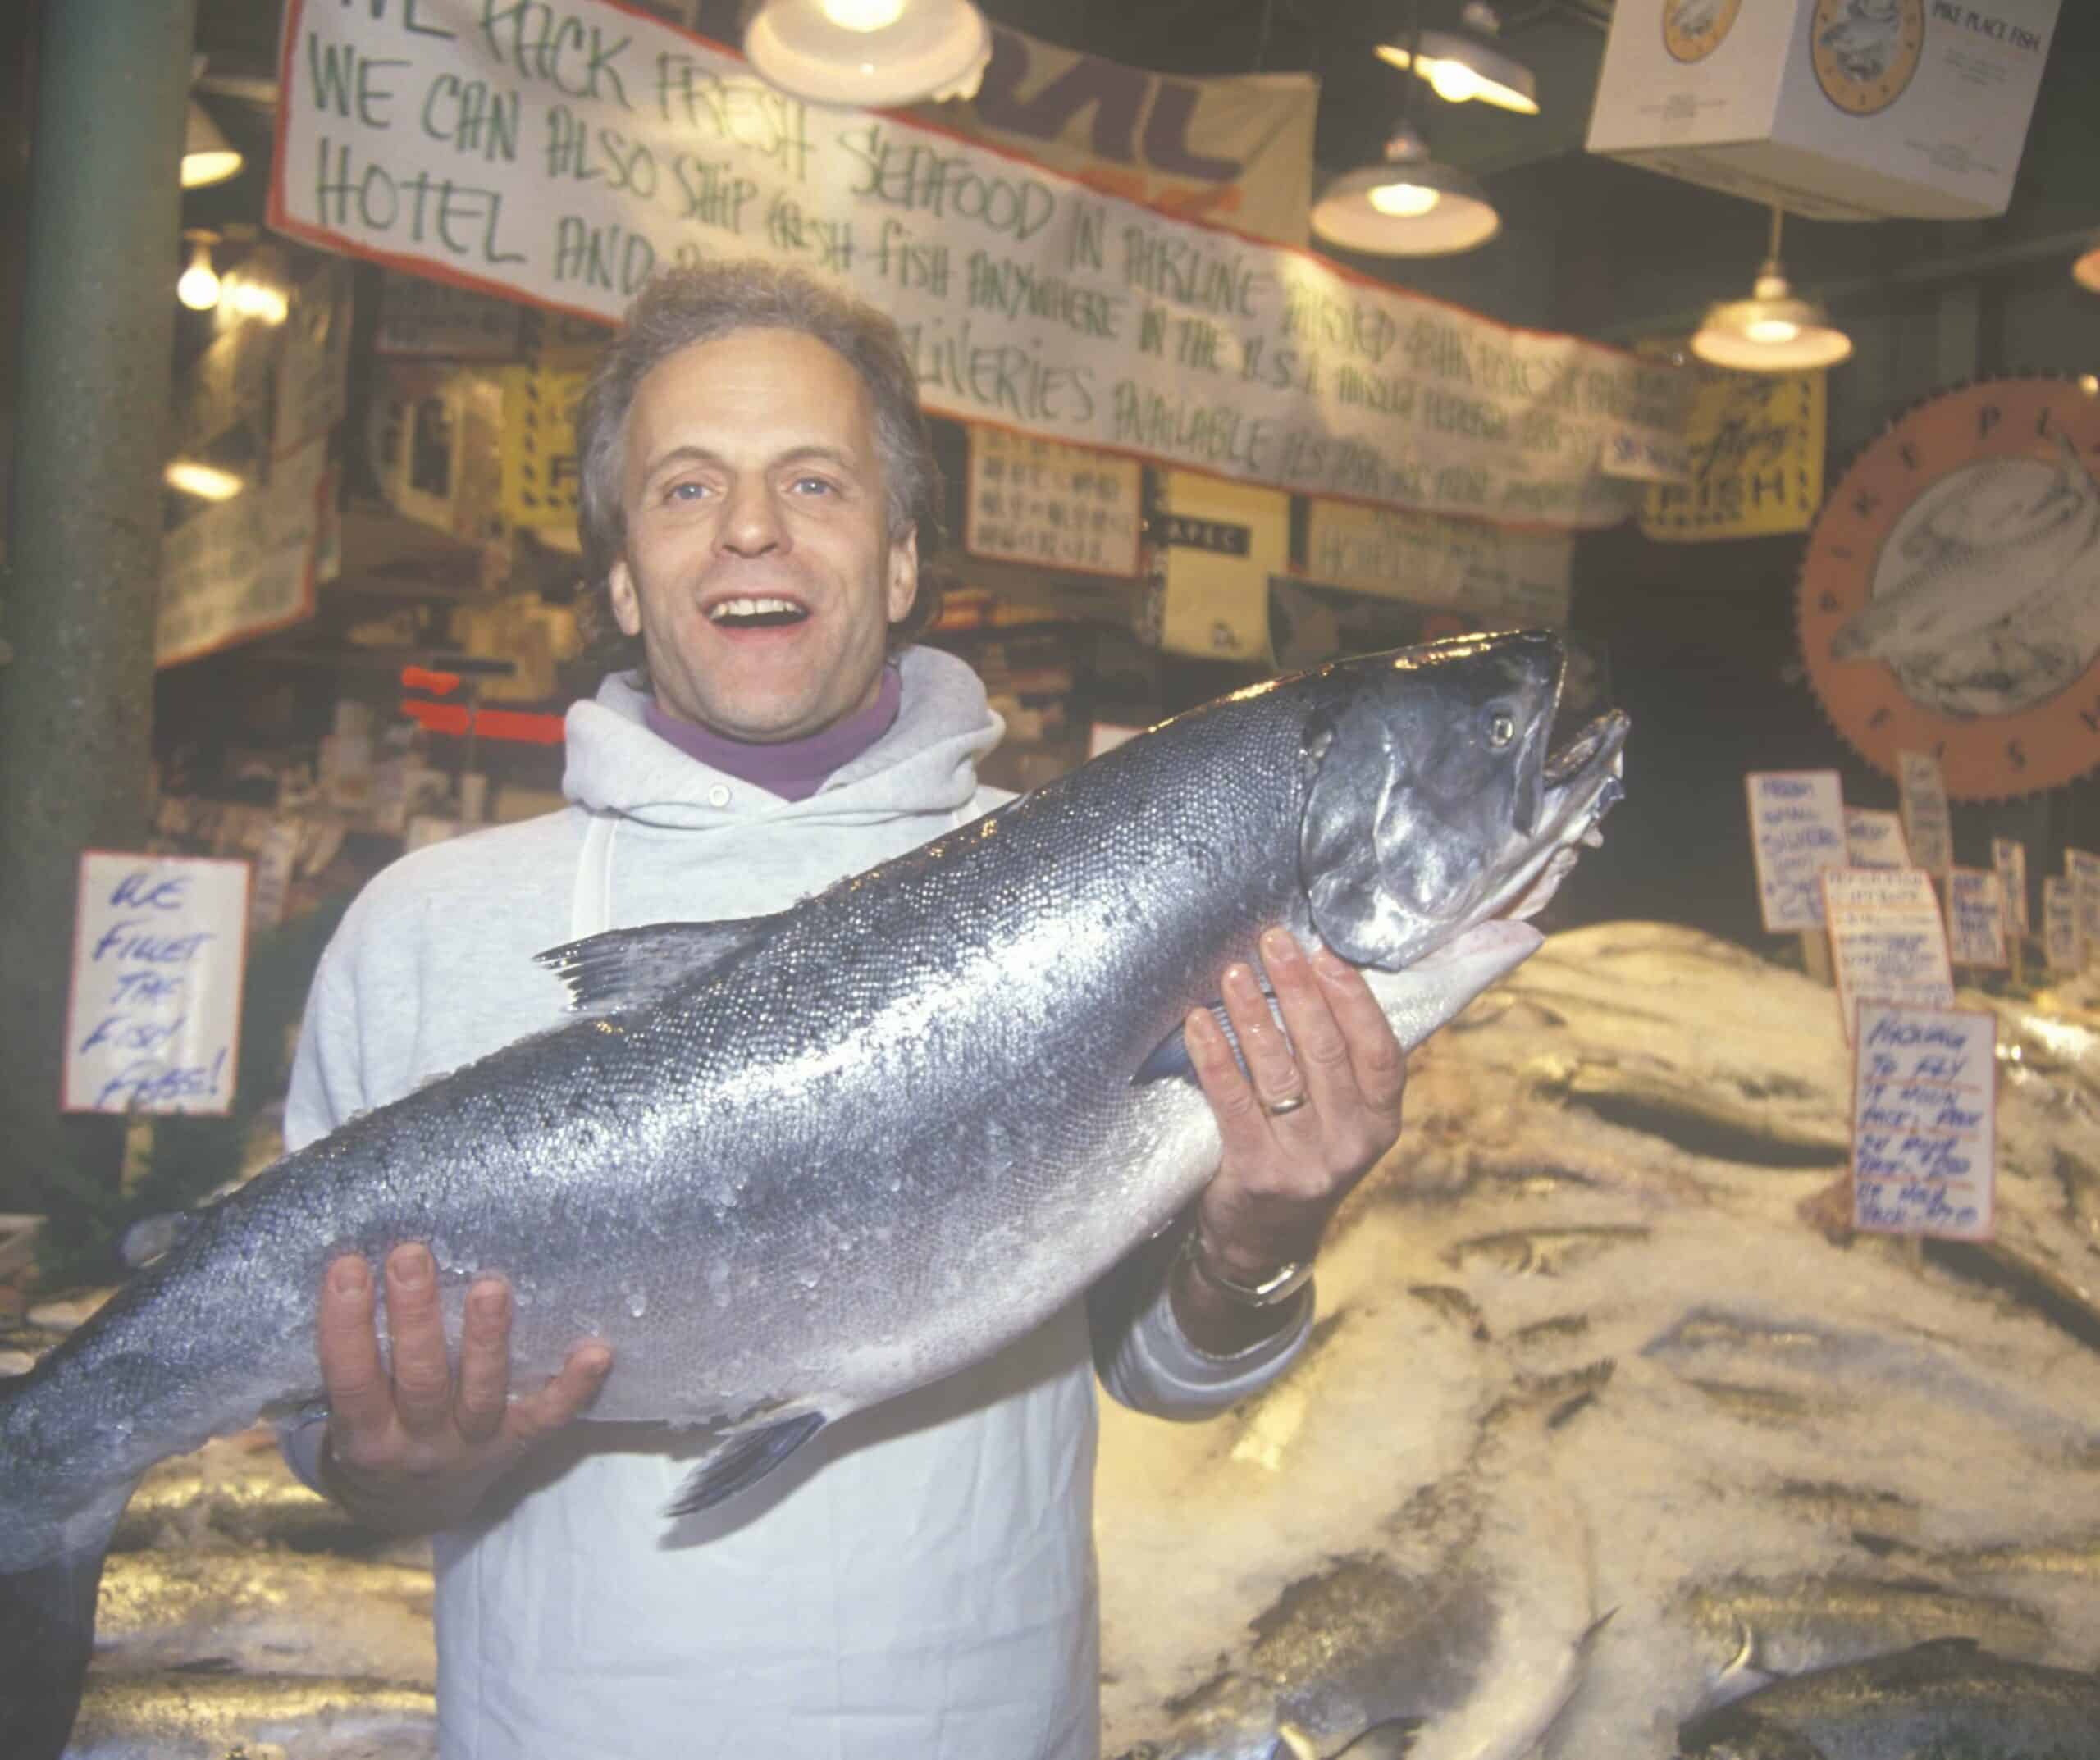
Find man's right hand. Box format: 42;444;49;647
316;1244;613;1536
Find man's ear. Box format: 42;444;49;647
609;558;642;638
886;525;920;625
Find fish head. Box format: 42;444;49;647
1299;631;1628;970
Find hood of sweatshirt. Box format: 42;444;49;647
562;644;1005;832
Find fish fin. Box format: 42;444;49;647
0;1511;121;1760
667;1412;826;1516
1328;1716;1425;1758
1134;991;1292;1086
535;919;776;1015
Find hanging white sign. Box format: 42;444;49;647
268;0;1686;527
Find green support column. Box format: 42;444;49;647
0;0;198;1251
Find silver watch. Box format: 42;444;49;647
1180;1224;1315;1308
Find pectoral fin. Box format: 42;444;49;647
668;1412;827;1516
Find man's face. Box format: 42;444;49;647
609;327;919;742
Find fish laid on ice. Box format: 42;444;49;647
1675;1638;2100;1758
64;1671;435;1760
0;632;1628;1757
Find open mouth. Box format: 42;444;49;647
1544;709;1630;846
707;595;810;631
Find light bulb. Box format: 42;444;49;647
819;0;907;30
1744;317;1801;345
223;278;290;325
164;460;244;500
1427;59;1481;103
176;245;221;312
1369;181;1440;217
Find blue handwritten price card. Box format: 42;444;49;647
1746;770;1847;931
1844;808;1911;870
2045;877;2082;973
1946;869;2008;969
1851;1004;1994;1242
1897;751;1952;878
1821;867;1954;1045
63;854;249;1115
1993;838;2029;937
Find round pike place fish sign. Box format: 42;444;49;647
1662;0;1743;63
1811;0;1926;116
1797;378;2100;801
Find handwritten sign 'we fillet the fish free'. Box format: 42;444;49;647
1851;1003;1995;1242
63;855;249;1115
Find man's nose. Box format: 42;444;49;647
716;478;785;556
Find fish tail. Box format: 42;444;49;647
0;1371;129;1760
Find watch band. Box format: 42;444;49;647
1180;1223;1315;1309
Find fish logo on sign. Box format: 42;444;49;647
1811;0;1926;116
1663;0;1743;63
1796;378;2100;801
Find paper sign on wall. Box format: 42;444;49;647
64;854;250;1115
2068;849;2100;955
1851;1003;1994;1242
1303;499;1573;628
1946;869;2009;969
1746;770;1847;932
1993;838;2029;937
1149;471;1285;662
2045;876;2083;972
1821;867;1955;1044
1897;752;1952;876
1844;808;1911;870
965;427;1143;577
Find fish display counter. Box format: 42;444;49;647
20;920;2100;1758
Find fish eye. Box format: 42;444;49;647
1486;709;1518;749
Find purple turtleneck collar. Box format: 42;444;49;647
642;664;903;803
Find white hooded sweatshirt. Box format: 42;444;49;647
284;646;1310;1760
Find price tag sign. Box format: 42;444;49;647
1851;1003;1994;1242
1844;808;1911;869
1897;751;1952;877
2068;850;2100;962
1992;838;2029;937
1822;867;1955;1043
2045;876;2083;972
1946;869;2008;968
1746;770;1847;931
63;854;249;1115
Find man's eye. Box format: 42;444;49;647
790;476;835;495
666;481;709;502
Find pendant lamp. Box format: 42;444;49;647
1691;206;1851;372
743;0;992;107
1376;2;1537;116
2073;236;2100;294
1312;6;1499;258
181;100;243;189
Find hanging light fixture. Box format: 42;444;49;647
2072;235;2100;294
742;0;992;107
176;230;222;312
1376;2;1538;116
181;100;243;189
1691;205;1851;372
1312;7;1498;258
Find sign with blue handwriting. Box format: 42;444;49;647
1821;867;1955;1045
1746;769;1847;932
1946;868;2008;968
1851;1002;1994;1242
1843;807;1910;869
2045;876;2082;973
1993;837;2029;937
1897;751;1952;878
63;854;250;1115
2067;849;2100;960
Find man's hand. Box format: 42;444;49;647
1176;928;1407;1354
316;1244;612;1536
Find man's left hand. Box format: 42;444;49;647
1176;928;1407;1350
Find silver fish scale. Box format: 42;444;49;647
7;678;1326;1525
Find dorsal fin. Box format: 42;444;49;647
534;919;778;1015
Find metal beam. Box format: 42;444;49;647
0;0;198;1238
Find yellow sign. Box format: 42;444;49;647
1149;472;1287;663
1641;364;1824;542
499;358;588;531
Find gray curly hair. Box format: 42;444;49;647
573;259;943;673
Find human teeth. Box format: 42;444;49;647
709;597;804;621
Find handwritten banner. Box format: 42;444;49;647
1946;868;2009;969
1993;837;2029;937
2045;875;2083;972
1303;499;1571;628
1844;807;1911;870
1746;769;1847;932
1897;751;1952;877
964;426;1142;577
1851;1003;1994;1242
63;854;250;1115
269;0;1686;527
1822;867;1955;1044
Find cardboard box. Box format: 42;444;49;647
1586;0;2060;221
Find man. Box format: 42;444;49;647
284;259;1406;1758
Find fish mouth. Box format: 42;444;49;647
1500;704;1630;923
